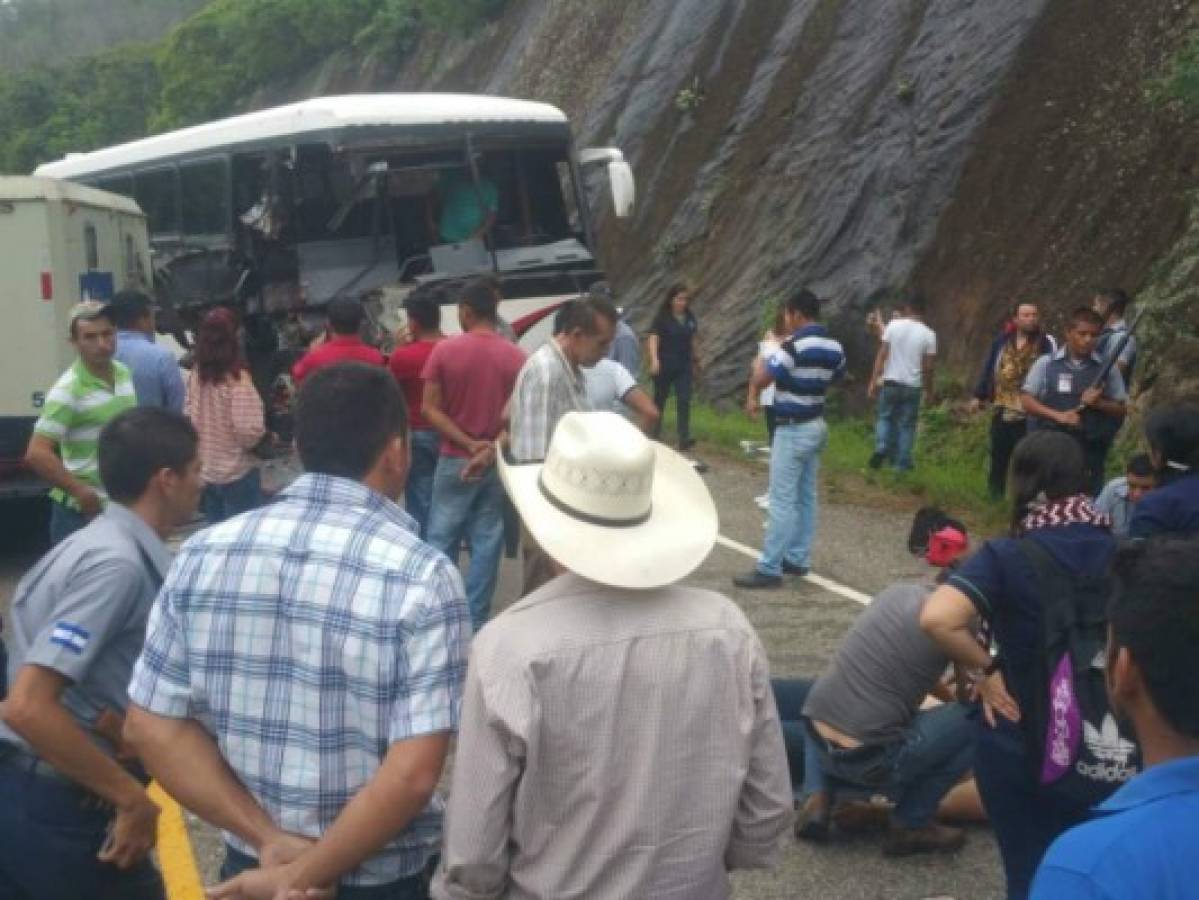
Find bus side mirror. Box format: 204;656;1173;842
580;148;635;219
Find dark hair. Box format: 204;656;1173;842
1144;403;1199;479
69;310;115;340
404;296;441;332
560;295;617;335
326;297;365;336
653;282;691;328
1096;288;1131;319
99;408;197;504
1012;300;1039;317
295;363;407;479
110;290;153;329
459;278;498;322
1109;539;1199;739
1068;306;1104;330
194;308;245;384
588;280;614;301
552;300;575;337
1008;431;1090;534
1126;453;1155;479
784;288;821;321
903;293;929;315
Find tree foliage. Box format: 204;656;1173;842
0;0;508;174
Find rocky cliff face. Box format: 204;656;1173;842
263;0;1198;402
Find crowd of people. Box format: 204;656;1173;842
0;278;1195;900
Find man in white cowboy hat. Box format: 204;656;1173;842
432;411;793;900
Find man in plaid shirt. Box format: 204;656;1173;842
124;363;471;898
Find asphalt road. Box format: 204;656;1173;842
0;450;1005;899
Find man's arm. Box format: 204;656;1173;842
160;351;186;415
432;660;522;900
1080;366;1127;420
725;641;793;871
2;665;159;868
24;433;101;517
1021;391;1078;429
123;707;290;856
621;386;660;434
422;380;486;457
868;341;889;399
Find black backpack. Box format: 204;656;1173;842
1016;539;1140;806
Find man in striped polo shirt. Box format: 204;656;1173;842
25;301;137;544
735;289;846;589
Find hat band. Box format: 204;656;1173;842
537;473;651;528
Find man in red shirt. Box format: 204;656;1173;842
388;292;445;539
422;279;526;632
291;297;384;384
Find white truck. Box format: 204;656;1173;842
0;176;152;501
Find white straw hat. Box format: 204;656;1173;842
498;411;718;589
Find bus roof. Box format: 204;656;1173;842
0;176;145;216
34;94;571;180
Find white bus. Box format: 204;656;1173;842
35;93;634;362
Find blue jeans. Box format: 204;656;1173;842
771;678;814;802
803;703;975;828
426;455;505;633
48;500;87;546
404;430;439;540
974;724;1090;900
758;419;828;576
0;761;165;900
202;468;262;524
221;845;430;899
874;382;923;471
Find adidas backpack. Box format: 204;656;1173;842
1016;539;1141;806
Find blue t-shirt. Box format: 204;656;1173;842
1031;756;1199;899
1128;473;1199;539
947;524;1117;724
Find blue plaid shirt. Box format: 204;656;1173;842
128;473;470;886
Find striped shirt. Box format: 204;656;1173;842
766;324;846;421
127;473;472;887
33;359;136;508
184;370;265;485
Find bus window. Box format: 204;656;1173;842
134;167;180;236
180;159;230;236
96;174;134;199
84;223;99;269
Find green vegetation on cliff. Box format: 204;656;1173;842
0;0;506;174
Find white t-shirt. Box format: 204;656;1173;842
759;338;780;406
881;318;937;388
583;358;637;413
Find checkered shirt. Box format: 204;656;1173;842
128;473;471;886
508;340;587;462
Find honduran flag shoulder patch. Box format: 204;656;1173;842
49;621;91;655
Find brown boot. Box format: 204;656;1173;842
882;822;966;857
832;800;893;834
794;791;831;843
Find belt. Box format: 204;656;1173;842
774;415;822;427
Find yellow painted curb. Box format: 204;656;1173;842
149;780;205;900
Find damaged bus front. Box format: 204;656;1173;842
35;94;634;375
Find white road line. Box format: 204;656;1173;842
715;534;873;606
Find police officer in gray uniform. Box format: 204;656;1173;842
1021;306;1127;496
0;408;201;900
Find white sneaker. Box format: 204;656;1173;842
754;494;770;509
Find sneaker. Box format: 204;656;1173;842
754;494;770;509
782;561;810;576
868;451;886;470
795;792;831;843
733;570;782;589
882;823;966;857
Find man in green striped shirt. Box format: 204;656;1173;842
25;301;137;544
